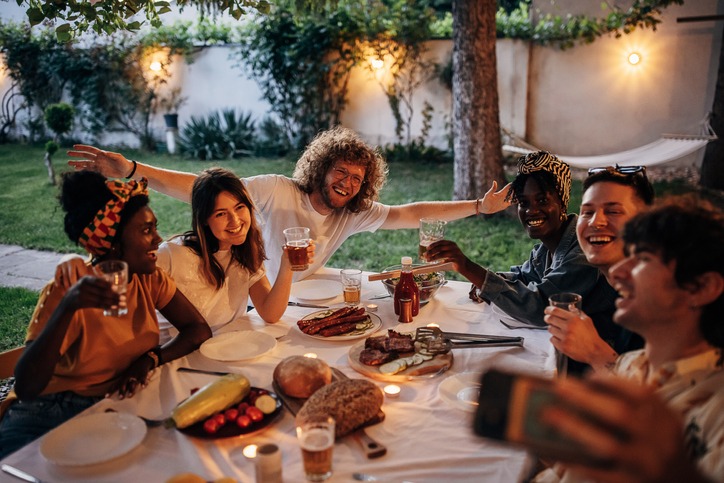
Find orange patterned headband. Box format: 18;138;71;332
78;178;149;257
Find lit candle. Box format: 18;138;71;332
243;444;258;458
426;323;439;329
303;353;318;359
365;303;378;312
383;384;401;398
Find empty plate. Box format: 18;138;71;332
290;279;341;301
438;372;481;412
40;412;146;466
200;331;276;361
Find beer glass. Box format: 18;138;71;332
548;292;582;378
340;269;362;306
296;415;335;481
95;260;128;316
419;218;446;262
284;227;311;271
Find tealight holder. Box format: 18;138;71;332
384;384;401;398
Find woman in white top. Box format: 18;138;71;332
56;168;311;340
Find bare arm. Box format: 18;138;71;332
67;144;197;202
380;180;511;229
251;243;316;322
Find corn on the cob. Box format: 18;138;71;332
171;373;250;428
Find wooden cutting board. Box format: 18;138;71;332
273;368;387;458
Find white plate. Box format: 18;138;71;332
40;412;146;466
290;279;341;301
200;330;276;361
438;372;481;412
297;309;383;341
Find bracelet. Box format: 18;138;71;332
125;159;138;179
475;198;481;216
146;346;162;369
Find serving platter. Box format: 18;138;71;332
291;279;341;301
296;309;382;341
347;339;453;382
177;388;283;440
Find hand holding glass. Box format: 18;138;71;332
284;227;311;271
95;260;128;316
296;416;335;481
419;218;446;262
340;269;362;306
548;292;582;377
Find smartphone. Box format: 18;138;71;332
472;369;611;467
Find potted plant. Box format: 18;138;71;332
159;87;187;129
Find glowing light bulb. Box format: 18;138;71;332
370;58;384;70
149;61;162;72
627;52;641;66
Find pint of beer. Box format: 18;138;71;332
284;227;311;271
340;268;362;306
296;416;335;481
419;218;446;262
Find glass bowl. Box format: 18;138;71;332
380;264;446;305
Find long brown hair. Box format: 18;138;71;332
181;168;266;290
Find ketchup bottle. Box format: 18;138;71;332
394;256;420;317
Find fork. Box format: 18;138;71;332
104;408;167;427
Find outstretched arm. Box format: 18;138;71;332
67;145;197;203
380;180;511;229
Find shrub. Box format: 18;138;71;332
44;103;74;141
178;109;258;160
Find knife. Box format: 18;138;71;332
2;464;43;483
177;367;230;376
288;301;329;309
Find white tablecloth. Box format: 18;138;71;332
0;268;556;483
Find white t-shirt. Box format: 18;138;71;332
155;238;265;341
244;175;390;283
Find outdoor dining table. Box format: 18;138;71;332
0;267;556;483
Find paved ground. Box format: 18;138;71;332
0;244;66;291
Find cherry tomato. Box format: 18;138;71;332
224;408;239;421
237;402;250;413
214;413;226;426
203;418;220;434
246;406;264;423
235;415;251;428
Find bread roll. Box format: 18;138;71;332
273;355;332;398
296;379;383;438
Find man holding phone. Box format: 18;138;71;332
544;166;654;374
518;198;724;482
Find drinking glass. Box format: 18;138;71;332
95;260;128;316
284;227;311;271
296;415;335;482
419;218;447;262
548;292;582;377
340;269;362;306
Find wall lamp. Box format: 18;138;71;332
627;52;642;66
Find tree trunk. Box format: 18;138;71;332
700;25;724;191
44;151;56;186
451;0;506;201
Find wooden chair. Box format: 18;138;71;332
0;346;22;381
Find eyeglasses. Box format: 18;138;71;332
331;167;364;187
587;165;646;177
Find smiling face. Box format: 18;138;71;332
206;191;252;251
118;206;163;275
577;182;646;277
516;177;565;246
318;161;366;212
609;246;690;338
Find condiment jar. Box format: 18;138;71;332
393;256;420;316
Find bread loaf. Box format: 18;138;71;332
273;355;332;398
296;379;383;438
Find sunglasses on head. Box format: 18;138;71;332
587;165;647;177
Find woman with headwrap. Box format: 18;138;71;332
426;151;617;357
0;171;211;458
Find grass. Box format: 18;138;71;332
0;143;714;351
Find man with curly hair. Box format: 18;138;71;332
68;126;509;282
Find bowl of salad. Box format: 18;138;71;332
380;264;446;305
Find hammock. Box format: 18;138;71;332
502;125;716;169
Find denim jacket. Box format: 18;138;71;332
477;215;615;328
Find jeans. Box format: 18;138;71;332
0;391;101;459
